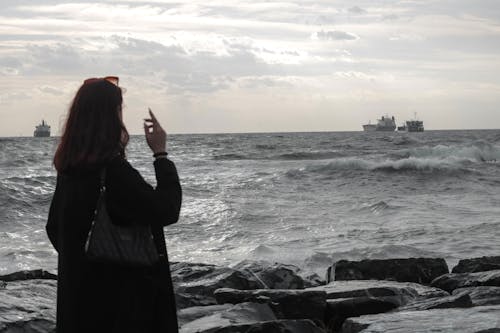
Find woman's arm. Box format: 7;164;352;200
46;176;60;252
106;157;182;227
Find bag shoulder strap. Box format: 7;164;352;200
99;168;106;191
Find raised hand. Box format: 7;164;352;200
144;108;167;154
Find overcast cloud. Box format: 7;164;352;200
1;0;500;135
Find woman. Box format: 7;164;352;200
46;76;181;332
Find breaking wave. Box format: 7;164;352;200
286;156;471;178
405;142;500;162
213;150;345;161
286;143;500;177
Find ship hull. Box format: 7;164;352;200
34;131;50;137
363;125;377;132
375;126;396;132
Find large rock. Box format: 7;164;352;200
0;269;57;282
309;280;446;331
326;297;400;332
397;293;473;311
209;320;325;333
233;260;324;289
453;286;500;306
431;270;500;293
179;302;276;333
171;262;262;308
184;319;326;333
214;288;327;321
330;258;449;284
452;256;500;273
0;279;56;332
178;304;233;327
341;305;500;333
308;280;449;300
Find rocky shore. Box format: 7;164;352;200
1;257;500;332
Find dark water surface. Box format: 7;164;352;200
1;130;500;275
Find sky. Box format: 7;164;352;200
1;0;500;136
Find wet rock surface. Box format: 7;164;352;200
452;256;500;274
330;258;449;284
431;269;500;293
3;258;500;333
397;292;473;311
453;286;500;306
233;260;324;289
171;262;262;308
307;279;447;331
184;319;326;333
214;288;327;321
308;280;449;299
179;302;277;333
178;304;233;327
341;305;500;333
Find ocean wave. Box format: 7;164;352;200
405;142;500;162
213;150;345;161
286;156;470;178
213;153;248;160
255;144;276;150
355;201;394;214
392;136;422;146
275;151;344;160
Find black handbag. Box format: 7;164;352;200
85;168;159;267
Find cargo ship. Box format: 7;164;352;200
406;119;424;132
363;115;396;132
34;120;51;137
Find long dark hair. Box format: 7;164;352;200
54;79;129;172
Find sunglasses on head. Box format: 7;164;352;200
83;76;119;86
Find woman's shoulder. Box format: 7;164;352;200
107;155;140;177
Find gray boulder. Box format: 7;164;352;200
233;260;324;289
431;269;500;293
184;319;325;333
330;258;449;284
308;280;449;300
326;297;400;332
193;320;326;333
397;293;473;311
179;302;276;333
452;256;500;273
214;288;327;321
171;262;262;308
453;286;500;306
0;279;56;333
341;305;500;333
178;304;233;327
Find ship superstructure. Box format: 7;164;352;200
406;120;424;132
404;113;424;132
363;115;396;132
34;120;51;137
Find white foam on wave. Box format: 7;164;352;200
298;156;467;175
406;142;500;162
287;143;500;177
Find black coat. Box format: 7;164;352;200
46;156;182;333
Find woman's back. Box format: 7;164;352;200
46;77;181;332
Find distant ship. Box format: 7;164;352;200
400;113;424;132
34;120;51;137
363;115;396;132
406;120;424;132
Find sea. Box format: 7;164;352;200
1;130;500;277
